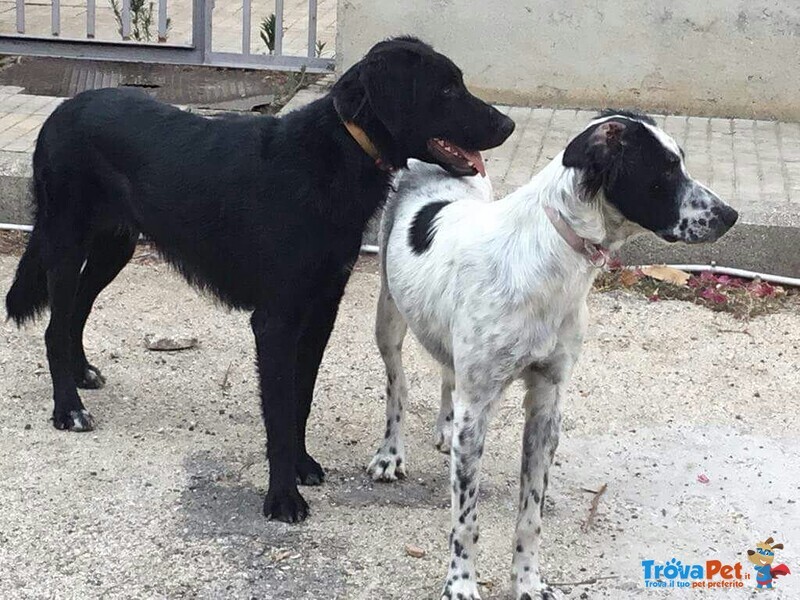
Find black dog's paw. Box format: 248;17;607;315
52;409;95;432
263;488;309;523
75;365;106;390
296;454;325;486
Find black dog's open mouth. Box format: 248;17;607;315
427;138;486;177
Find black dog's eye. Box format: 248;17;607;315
667;156;681;171
441;84;458;98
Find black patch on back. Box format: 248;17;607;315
409;201;449;254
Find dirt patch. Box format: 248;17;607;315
0;230;27;256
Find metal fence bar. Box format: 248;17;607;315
121;0;132;40
158;0;168;42
87;0;96;38
51;0;60;36
206;51;333;71
274;0;283;56
242;0;251;55
0;33;334;71
192;0;211;61
15;0;24;34
307;0;317;58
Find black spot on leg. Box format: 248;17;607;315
387;372;395;385
536;526;541;535
532;490;540;505
473;532;479;544
389;446;397;454
395;414;401;422
461;572;470;580
453;540;464;557
516;544;524;553
409;201;449;254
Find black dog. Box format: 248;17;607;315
5;37;514;523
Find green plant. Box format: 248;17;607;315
109;0;170;42
260;14;277;54
315;41;326;58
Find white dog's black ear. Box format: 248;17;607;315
563;120;627;196
563;121;626;169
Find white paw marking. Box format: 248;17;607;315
366;442;406;482
69;409;95;432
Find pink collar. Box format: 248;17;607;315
543;206;610;268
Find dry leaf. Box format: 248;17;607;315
641;265;691;286
404;544;426;558
619;269;641;288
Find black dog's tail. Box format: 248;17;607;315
6;227;48;326
6;164;50;327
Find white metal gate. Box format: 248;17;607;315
0;0;334;72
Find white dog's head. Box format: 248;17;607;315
563;111;738;243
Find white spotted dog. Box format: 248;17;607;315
367;110;738;600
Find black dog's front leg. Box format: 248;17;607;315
251;309;308;523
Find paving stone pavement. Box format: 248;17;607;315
2;83;798;214
1;82;798;274
0;0;337;58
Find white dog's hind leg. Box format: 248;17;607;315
434;366;455;453
512;366;567;600
367;287;409;482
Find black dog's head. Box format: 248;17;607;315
563;110;738;243
331;36;515;175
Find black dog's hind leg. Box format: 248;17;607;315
45;249;94;431
70;230;137;389
293;273;350;486
252;307;308;523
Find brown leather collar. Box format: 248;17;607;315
342;121;395;172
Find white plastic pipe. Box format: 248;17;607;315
0;223;32;232
642;263;800;288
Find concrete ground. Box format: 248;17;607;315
0;253;798;599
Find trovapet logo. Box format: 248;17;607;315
642;538;791;591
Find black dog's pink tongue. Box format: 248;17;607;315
463;149;486;177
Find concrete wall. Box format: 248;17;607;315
337;1;800;120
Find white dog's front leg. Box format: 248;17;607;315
512;367;566;600
441;382;499;600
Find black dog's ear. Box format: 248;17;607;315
563;120;627;197
358;50;420;136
